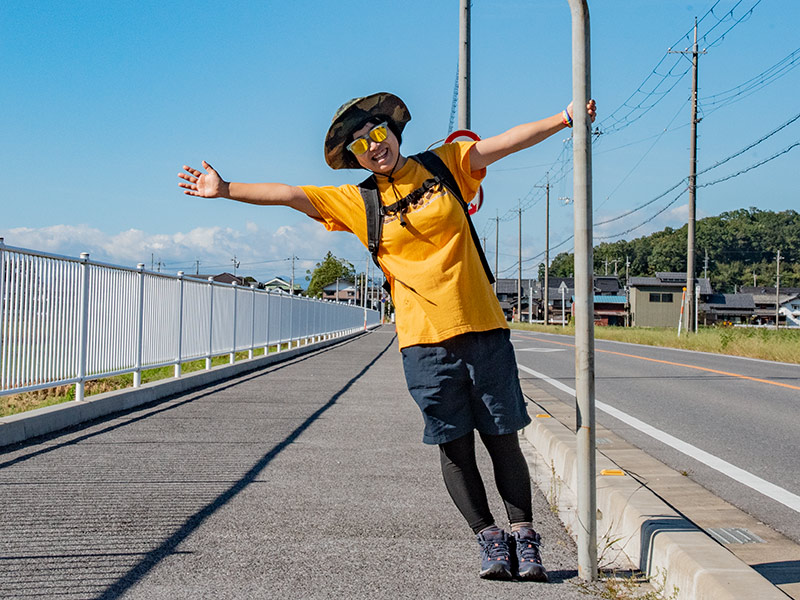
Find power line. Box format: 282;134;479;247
699;46;800;112
697;141;800;187
597;0;762;136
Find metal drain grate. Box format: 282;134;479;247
706;527;765;544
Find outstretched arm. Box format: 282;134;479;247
178;161;321;219
469;100;596;171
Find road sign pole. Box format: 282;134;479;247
566;0;597;581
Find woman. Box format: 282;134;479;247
179;92;596;581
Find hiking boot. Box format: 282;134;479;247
476;527;512;580
512;527;548;581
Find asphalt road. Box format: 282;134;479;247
0;327;606;600
511;329;800;545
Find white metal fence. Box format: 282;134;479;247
0;241;380;400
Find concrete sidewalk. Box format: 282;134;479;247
0;326;603;600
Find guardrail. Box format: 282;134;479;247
0;240;380;400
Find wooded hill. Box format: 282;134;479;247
548;208;800;292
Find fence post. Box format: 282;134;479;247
0;237;8;389
75;253;91;400
175;272;185;378
230;281;237;364
265;289;271;354
206;277;214;370
277;292;283;351
133;263;145;388
249;284;256;359
288;289;295;348
0;238;5;390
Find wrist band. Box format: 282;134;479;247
562;109;573;128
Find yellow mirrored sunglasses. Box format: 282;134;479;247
346;122;389;155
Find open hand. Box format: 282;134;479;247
178;161;226;197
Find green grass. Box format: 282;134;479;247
0;343;301;418
511;322;800;364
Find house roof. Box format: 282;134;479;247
594;295;627;304
495;278;538;294
630;273;712;294
322;280;356;291
594;276;622;294
740;286;800;296
702;293;755;310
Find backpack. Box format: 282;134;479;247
358;150;495;294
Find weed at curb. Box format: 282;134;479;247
548;460;562;515
574;568;679;600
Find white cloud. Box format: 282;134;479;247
1;221;366;282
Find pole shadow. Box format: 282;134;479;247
91;332;395;599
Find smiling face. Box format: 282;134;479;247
350;120;406;175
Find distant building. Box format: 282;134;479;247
629;272;712;327
322;279;359;304
494;278;539;321
740;286;800;327
699;293;755;325
263;276;303;295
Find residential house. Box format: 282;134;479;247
184;272;248;286
494;278;539;321
562;276;627;326
698;293;756;325
263;276;303;295
629;272;712;327
740;286;800;327
546;277;573;325
322;279;360;304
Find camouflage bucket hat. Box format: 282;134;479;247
324;92;411;170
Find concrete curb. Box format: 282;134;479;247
0;329;368;449
522;406;786;600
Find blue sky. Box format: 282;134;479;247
2;0;797;283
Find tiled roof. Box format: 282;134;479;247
702;293;755;309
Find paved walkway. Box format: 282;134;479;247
0;326;602;600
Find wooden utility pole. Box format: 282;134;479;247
517;202;523;321
776;250;782;329
494;213;500;293
671;19;704;333
535;178;551;324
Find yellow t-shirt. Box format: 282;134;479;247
301;141;507;349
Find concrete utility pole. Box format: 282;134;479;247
776;250;782;329
535;177;551;324
566;0;597;581
458;0;471;131
671;19;704;333
290;256;296;295
518;202;523;321
494;213;500;293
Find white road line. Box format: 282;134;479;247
517;363;800;514
515;348;566;353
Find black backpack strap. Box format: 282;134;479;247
410;151;495;285
358;174;392;294
359;174;383;267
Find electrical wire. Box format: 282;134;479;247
597;0;762;136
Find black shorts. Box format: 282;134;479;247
401;328;531;445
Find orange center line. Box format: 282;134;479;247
512;332;800;391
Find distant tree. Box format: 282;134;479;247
305;252;355;298
541;209;799;291
549;252;574;277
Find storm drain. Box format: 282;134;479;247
706;527;765;544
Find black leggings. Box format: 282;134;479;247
439;431;532;534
